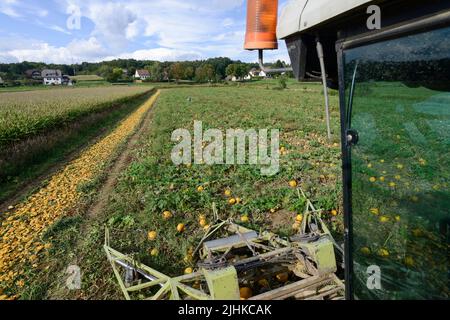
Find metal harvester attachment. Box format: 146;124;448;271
104;190;344;300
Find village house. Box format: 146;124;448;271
25;69;42;80
62;75;73;86
0;76;4;86
226;75;247;82
248;68;267;78
42;69;63;85
135;69;150;80
248;68;259;77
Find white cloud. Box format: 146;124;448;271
37;8;48;17
222;18;235;28
0;36;108;64
67;37;108;59
48;25;72;35
87;2;138;49
106;47;202;62
62;0;247;52
125;20;141;40
0;0;22;18
210;0;245;11
262;50;290;64
0;0;49;19
0;0;290;64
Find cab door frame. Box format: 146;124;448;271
335;9;450;300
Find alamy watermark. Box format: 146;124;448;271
367;265;382;290
171;121;280;176
367;5;381;30
66;5;81;30
66;265;81;290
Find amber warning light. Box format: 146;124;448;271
244;0;279;50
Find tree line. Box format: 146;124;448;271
0;58;291;84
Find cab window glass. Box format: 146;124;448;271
344;26;450;299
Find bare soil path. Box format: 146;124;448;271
44;90;161;300
87;91;160;218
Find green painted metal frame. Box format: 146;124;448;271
104;228;213;300
103;189;342;300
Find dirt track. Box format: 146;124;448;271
87;90;160;218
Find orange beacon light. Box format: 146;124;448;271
244;0;279;50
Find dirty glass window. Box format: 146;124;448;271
344;26;450;299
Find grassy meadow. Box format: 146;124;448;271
70;75;104;82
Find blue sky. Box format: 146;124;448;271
0;0;289;64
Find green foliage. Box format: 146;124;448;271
184;66;195;80
98;66;123;83
225;63;249;79
146;62;164;82
0;86;152;146
195;64;214;83
278;75;288;90
274;60;285;69
170;63;186;82
0;58;287;86
111;68;124;82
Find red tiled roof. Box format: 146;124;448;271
136;69;150;76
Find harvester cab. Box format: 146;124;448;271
245;0;450;300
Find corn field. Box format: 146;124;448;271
0;86;152;146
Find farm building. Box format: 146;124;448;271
135;69;150;80
248;68;266;78
42;69;63;85
62;75;73;86
225;75;239;82
25;69;42;80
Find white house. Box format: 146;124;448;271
248;68;259;77
42;69;62;85
226;75;239;82
0;76;4;85
135;69;150;80
248;68;267;78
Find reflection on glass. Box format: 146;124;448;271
344;26;450;299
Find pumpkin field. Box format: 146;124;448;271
0;81;344;299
